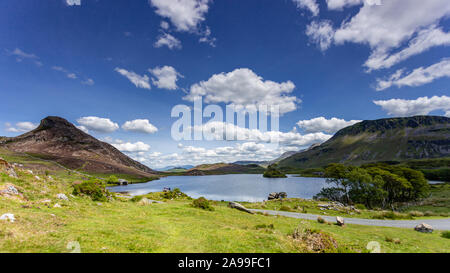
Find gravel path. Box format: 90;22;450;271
251;209;450;230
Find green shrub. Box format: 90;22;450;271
441;231;450;239
106;175;119;184
162;188;188;199
72;180;109;202
192;197;214;211
355;204;366;210
317;217;327;224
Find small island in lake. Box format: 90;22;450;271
263;164;287;178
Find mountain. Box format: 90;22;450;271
232;160;267;166
156;165;194;172
186;163;265;175
0;116;158;178
278;116;450;169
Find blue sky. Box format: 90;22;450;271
1;0;449;168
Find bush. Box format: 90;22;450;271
372;211;413;220
441;231;450;239
106;175;119;184
355;204;366;210
192;197;214;211
317;217;327;224
72;180;110;202
162;188;188;199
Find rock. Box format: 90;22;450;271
57;193;69;201
228;202;254;214
27;170;33;174
118;179;128;186
0;184;19;197
268;192;288;200
34;176;41;180
41;199;52;203
414;223;433;233
336;216;345;226
0;213;15;223
53;203;62;208
0;157;18;178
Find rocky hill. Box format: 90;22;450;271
0;116;158;178
278;116;450;169
186;163;265;175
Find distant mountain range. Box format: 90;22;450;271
0;116;158;179
278;116;450;170
155;165;195;172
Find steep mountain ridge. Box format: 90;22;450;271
1;116;157;178
278;116;450;169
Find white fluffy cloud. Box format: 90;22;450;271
76;117;119;133
375;59;450;91
297;117;362;133
149;66;183;90
326;0;366;10
373;96;450;117
122;119;158;134
154;33;182;50
307;1;450;71
115;68;151;89
66;0;81;6
184;68;299;115
5;122;37;133
112;141;151;153
189;121;332;147
306;20;334;51
149;0;210;32
292;0;319;16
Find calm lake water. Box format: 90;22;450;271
108;174;329;202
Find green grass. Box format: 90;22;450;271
0;152;449;253
400;183;450;215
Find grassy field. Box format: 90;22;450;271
1;152;449;253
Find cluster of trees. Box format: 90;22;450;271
263;164;287;178
314;163;430;209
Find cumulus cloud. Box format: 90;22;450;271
115;68;151;89
66;0;81;6
308;1;450;71
184;68;300;115
154;33;182;50
122;119;158;134
297;117;362;133
76;117;119;133
149;0;210;32
326;0;366;10
149;66;183;90
292;0;319;16
375;59;450;91
373;96;450;117
112;141;151;153
189;121;332;147
5;122;37;133
306;20;334;51
76;125;89;134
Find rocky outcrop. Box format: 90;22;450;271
268;192;287;200
228;202;254;214
0;157;18;178
414;223;433;233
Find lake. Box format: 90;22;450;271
107;174;329;202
